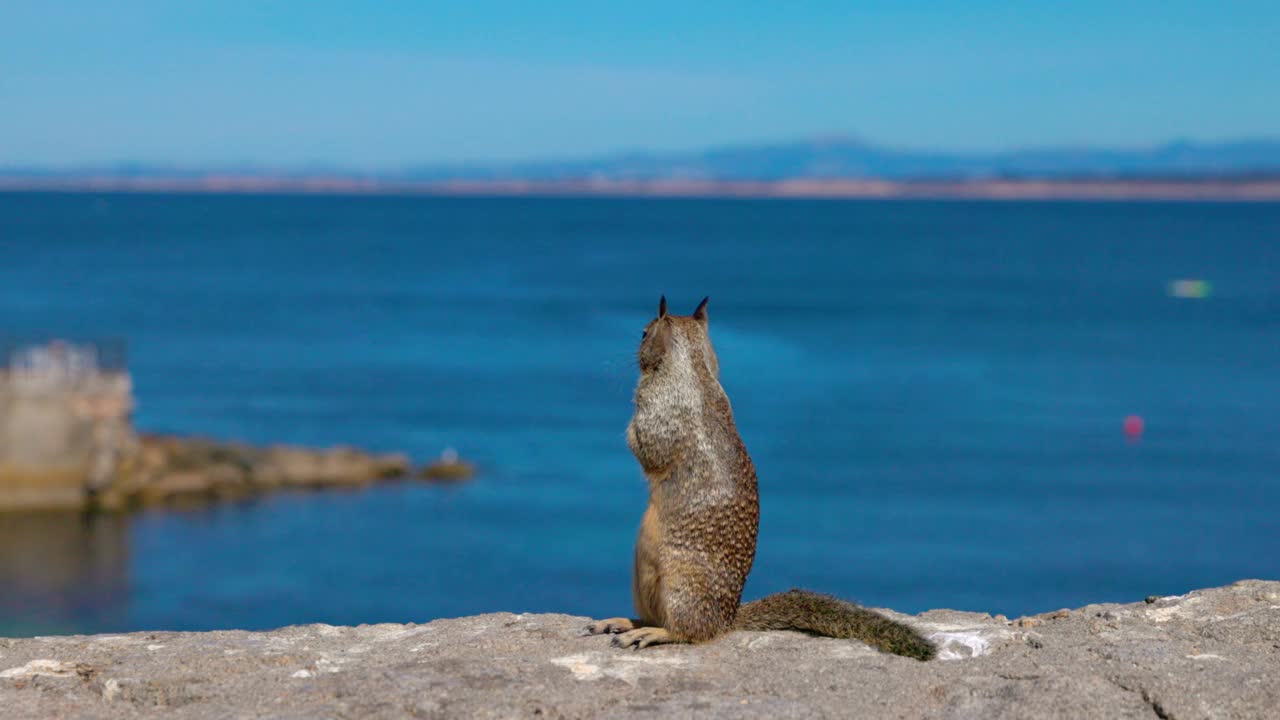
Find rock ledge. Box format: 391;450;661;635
1;580;1277;719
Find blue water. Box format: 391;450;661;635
1;192;1278;636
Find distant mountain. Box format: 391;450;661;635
5;138;1280;183
398;138;1280;181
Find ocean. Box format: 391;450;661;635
1;192;1278;637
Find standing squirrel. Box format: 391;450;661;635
585;296;935;661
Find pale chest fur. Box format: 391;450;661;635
626;370;701;475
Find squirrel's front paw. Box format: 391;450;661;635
584;617;635;635
612;626;675;650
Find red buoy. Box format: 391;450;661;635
1124;415;1145;439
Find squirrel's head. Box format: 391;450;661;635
637;295;720;378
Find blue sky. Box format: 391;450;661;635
2;1;1277;168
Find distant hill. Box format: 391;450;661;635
399;138;1280;181
4;138;1280;186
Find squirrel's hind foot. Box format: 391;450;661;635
612;626;680;650
584;617;636;635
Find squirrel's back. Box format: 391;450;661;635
627;297;759;642
596;296;935;661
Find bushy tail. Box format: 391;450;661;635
734;589;936;661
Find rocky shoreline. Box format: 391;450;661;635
0;580;1276;719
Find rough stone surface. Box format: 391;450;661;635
1;580;1276;719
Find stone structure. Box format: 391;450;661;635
0;580;1276;718
0;341;135;511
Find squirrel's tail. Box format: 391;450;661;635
734;589;936;661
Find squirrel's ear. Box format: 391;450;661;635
692;296;709;326
657;295;668;318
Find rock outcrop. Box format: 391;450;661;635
1;580;1276;719
1;341;467;512
417;448;475;483
93;434;414;510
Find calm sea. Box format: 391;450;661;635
1;192;1278;637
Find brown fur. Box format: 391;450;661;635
736;589;936;661
586;296;936;661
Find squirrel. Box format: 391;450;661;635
585;296;935;661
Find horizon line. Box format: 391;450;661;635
4;176;1280;202
4;134;1280;176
